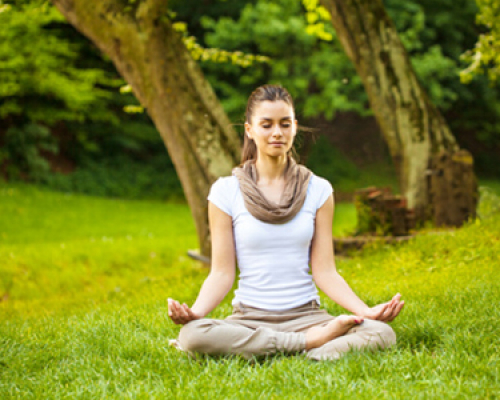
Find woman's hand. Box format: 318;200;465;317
360;293;405;322
168;298;202;325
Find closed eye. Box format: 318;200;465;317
262;123;291;129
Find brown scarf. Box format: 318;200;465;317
232;156;313;224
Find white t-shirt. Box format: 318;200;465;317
207;173;334;311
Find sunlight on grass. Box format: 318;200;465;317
1;182;499;399
333;202;357;236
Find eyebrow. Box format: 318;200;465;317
258;116;293;122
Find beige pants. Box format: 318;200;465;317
178;301;396;361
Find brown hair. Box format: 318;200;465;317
240;84;299;165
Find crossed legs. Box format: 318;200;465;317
177;303;396;361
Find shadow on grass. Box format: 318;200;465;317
396;326;443;352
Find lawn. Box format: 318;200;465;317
0;182;499;399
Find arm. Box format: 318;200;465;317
310;194;404;321
168;201;236;324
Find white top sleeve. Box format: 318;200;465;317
207;177;233;217
316;176;334;210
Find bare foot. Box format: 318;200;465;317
305;315;364;350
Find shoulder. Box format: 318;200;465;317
210;175;239;193
309;174;334;193
207;175;239;217
309;174;334;210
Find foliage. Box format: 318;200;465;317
191;0;477;125
198;0;365;123
302;0;334;41
0;0;115;124
42;153;184;201
461;0;500;82
173;21;270;68
305;135;398;194
405;0;500;165
1;123;57;181
0;183;499;398
0;0;169;189
2;0;500;193
305;135;361;184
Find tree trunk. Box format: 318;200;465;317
50;0;241;257
320;0;468;213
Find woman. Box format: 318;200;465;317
168;84;404;361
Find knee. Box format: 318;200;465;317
363;319;397;348
373;321;396;348
178;319;214;353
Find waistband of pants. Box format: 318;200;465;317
233;300;320;315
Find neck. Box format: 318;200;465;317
254;153;289;183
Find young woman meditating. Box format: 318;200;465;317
168;84;405;361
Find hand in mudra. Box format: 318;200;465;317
362;293;405;322
168;298;201;325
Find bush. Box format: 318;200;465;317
42;153;184;201
305;134;361;186
1;123;58;181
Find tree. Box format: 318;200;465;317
319;0;476;216
49;0;242;256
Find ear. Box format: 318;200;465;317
293;119;298;137
244;122;252;139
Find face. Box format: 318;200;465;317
245;100;297;159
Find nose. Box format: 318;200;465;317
272;124;283;137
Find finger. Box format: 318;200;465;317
389;296;399;309
170;301;181;318
387;301;405;322
384;306;397;322
385;300;403;322
387;298;398;312
378;308;392;322
169;300;187;323
168;299;181;319
174;300;186;317
180;304;192;321
388;299;400;316
373;304;387;320
379;301;397;322
176;303;189;320
373;303;390;320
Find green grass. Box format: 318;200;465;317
1;182;499;399
332;202;357;236
480;178;500;196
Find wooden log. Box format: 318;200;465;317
354;187;410;236
333;235;414;255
